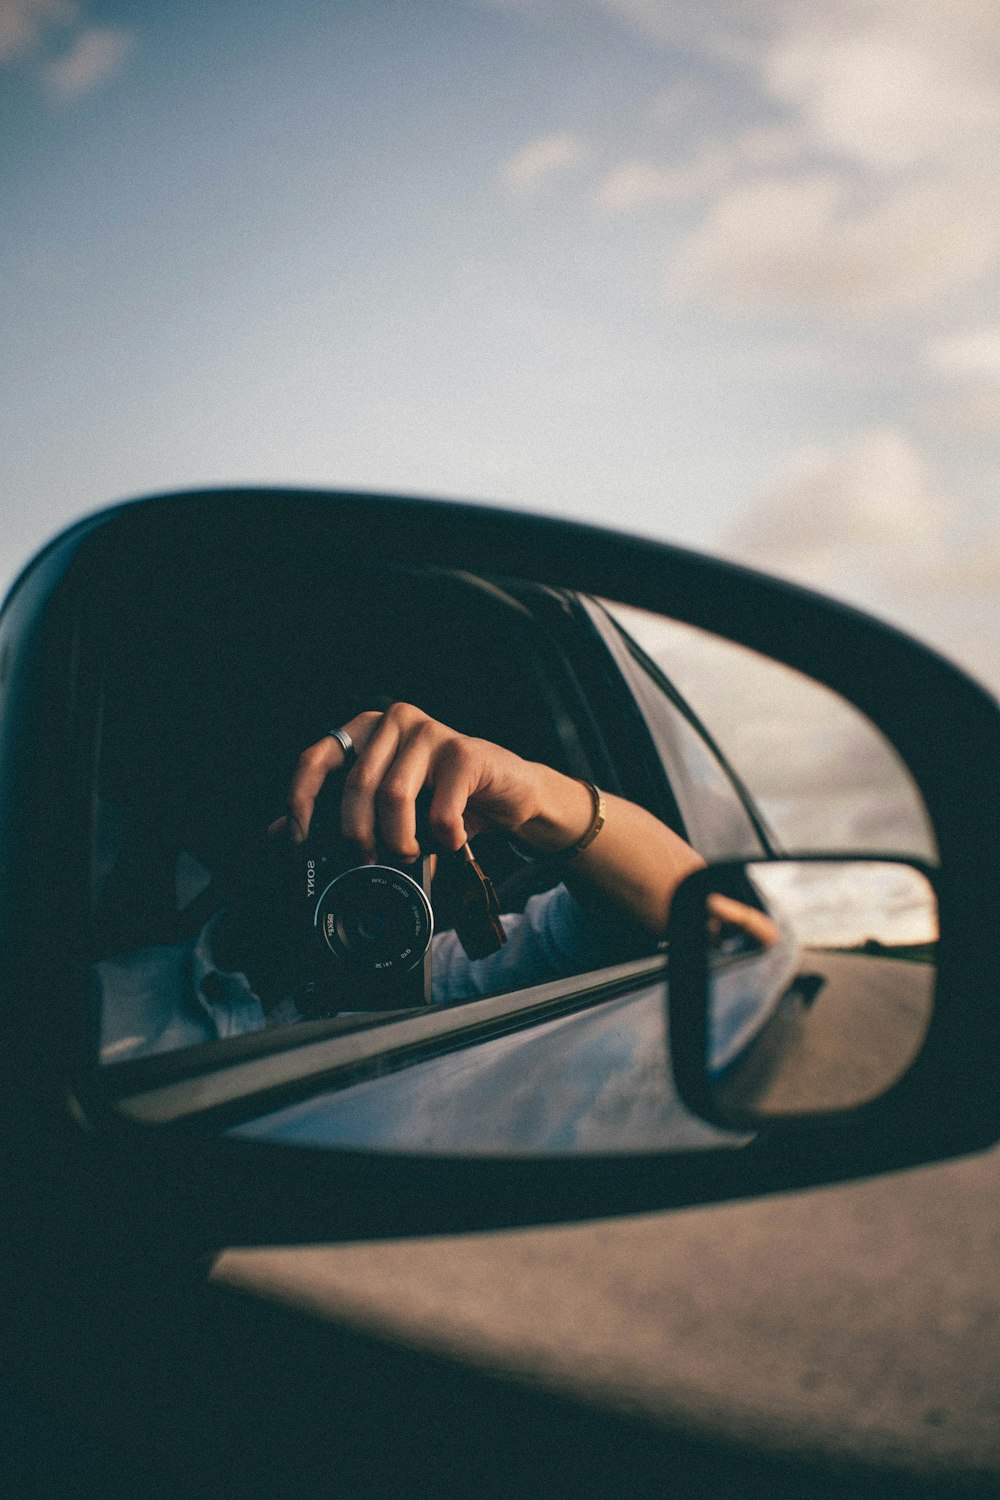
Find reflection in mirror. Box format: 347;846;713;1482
87;520;935;1157
604;605;936;860
701;860;937;1121
93;554;692;1075
229;981;744;1156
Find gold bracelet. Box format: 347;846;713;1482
567;780;606;856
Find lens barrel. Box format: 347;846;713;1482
313;864;433;976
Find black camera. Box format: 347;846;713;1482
290;769;511;1017
214;771;507;1020
295;776;435;1015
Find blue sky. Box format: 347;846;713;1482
2;0;998;689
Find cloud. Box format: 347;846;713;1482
586;1;1000;317
495;5;1000;313
598;0;1000;102
945;528;1000;586
593;0;1000;161
763;4;1000;170
0;0;130;95
923;325;1000;434
723;428;951;586
647;76;718;128
735;124;801;169
593;144;730;213
927;386;1000;436
667;171;1000;313
0;0;75;62
719;426;1000;694
701;419;1000;769
926;326;1000;379
592;123;802;217
498;130;588;193
43;21;129;96
610;603;937;855
594;0;788;57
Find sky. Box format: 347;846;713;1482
2;0;999;694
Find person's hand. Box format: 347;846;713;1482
706;892;781;951
269;702;587;863
270;702;706;937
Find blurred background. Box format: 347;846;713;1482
3;0;998;694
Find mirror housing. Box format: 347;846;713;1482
1;487;998;1250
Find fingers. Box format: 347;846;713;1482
427;739;481;852
341;706;476;861
285;712;380;843
706;893;781;949
282;704;469;862
286;751;336;844
340;710;421;862
281;704;524;863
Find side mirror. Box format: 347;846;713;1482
0;487;997;1251
668;858;937;1129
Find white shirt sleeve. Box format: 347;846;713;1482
97;912;265;1063
97;886;648;1062
431;883;645;1004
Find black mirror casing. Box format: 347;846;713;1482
1;488;998;1254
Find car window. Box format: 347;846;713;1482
586;600;769;861
91;555;669;1072
604;603;936;861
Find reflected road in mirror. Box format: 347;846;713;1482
704;860;937;1121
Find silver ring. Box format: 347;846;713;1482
327;727;357;767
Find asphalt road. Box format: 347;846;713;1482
214;959;999;1488
718;949;935;1116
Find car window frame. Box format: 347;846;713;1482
583;598;777;859
88;950;668;1132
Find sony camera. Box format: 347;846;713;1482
293;773;506;1017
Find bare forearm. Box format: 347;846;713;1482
281;708;704;940
510;763;705;936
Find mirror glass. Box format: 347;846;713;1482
700;859;937;1121
88;522;935;1154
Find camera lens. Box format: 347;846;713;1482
314;864;433;975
